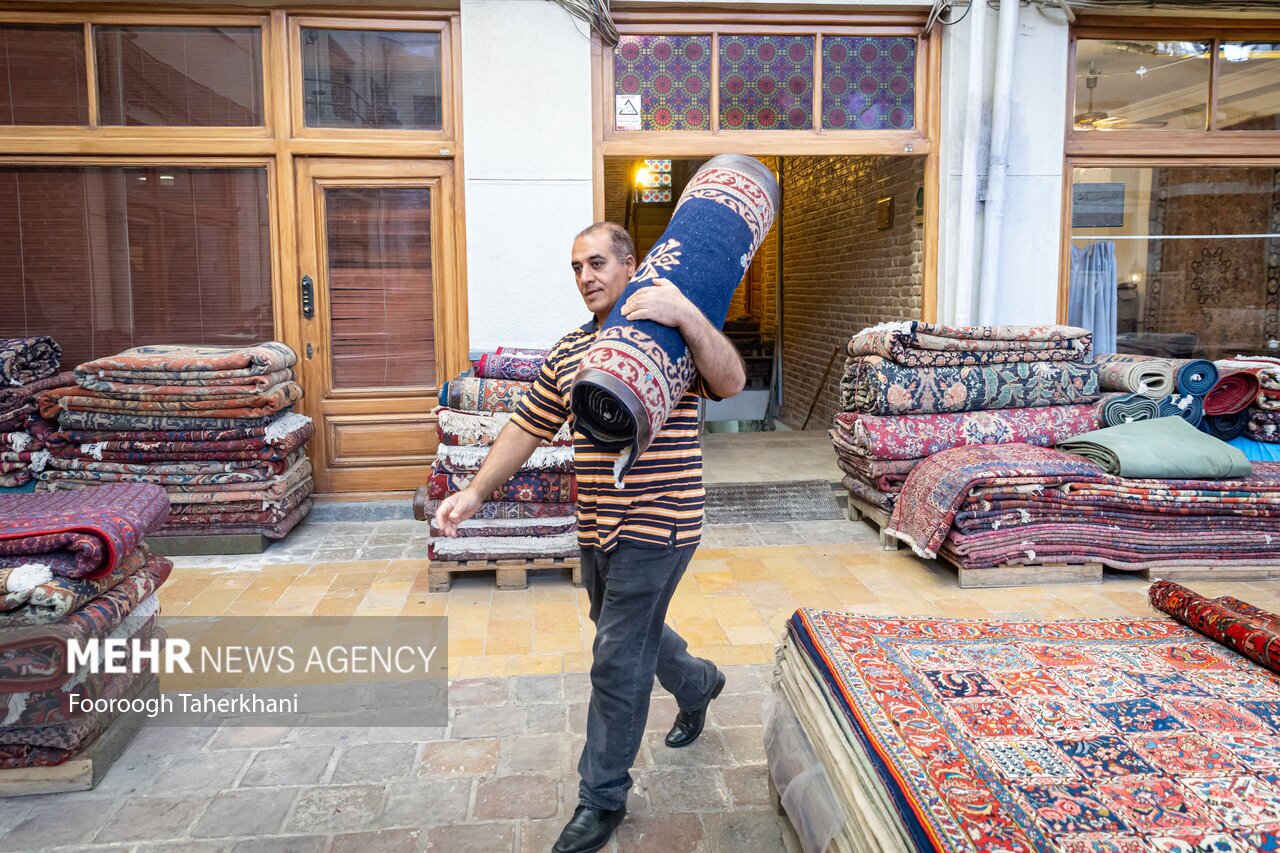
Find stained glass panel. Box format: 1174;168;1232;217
613;36;711;131
822;37;916;130
719;36;814;130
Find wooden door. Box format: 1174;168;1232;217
294;158;457;493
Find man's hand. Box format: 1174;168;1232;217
620;279;696;330
433;489;483;538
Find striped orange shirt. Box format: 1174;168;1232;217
510;321;717;551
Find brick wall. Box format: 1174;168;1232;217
777;155;924;429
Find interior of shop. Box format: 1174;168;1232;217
604;154;926;440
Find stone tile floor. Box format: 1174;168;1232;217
8;514;1280;850
0;667;788;853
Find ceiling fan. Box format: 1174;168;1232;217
1074;71;1169;130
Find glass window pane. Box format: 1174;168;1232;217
719;35;814;130
1069;166;1280;360
95;26;263;127
0;167;272;369
822;36;915;130
324;187;435;388
0;25;88;125
1217;42;1280;131
1074;40;1210;131
613;35;711;131
302;29;442;130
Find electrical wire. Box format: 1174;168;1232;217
547;0;619;46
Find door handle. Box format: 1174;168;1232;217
301;275;315;319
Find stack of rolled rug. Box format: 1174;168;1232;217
425;348;578;562
0;484;171;769
1215;356;1280;448
0;337;76;490
832;322;1100;512
1094;352;1224;431
32;343;313;541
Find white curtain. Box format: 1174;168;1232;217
1069;240;1118;356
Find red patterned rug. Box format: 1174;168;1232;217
789;608;1280;852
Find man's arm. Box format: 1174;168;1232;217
432;422;542;537
621;279;746;398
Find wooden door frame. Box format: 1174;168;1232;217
292;156;464;493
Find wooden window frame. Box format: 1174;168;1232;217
1066;15;1280;158
1059;15;1280;322
0;12;274;143
0;154;283;340
287;16;455;148
1057;153;1280;323
599;10;935;158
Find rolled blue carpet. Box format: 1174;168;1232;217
1203;410;1250;441
572;154;779;480
1159;393;1205;427
1172;358;1219;396
1098;393;1161;427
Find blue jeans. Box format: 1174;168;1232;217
576;541;720;811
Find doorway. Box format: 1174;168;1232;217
293;158;458;493
605;154;926;447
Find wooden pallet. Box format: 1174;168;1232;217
0;677;158;798
844;494;902;552
428;556;582;592
1138;565;1280;582
844;493;1103;589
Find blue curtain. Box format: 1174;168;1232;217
1068;241;1118;356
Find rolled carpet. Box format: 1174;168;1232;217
0;337;61;387
1159;393;1205;427
1057;415;1251;479
1173;358;1219;396
442;376;530;414
1204;410;1250;441
1097;393;1162;427
1149;580;1280;675
1204;368;1263;415
1094;353;1174;398
571;154;778;482
473;351;546;382
1248;409;1280;444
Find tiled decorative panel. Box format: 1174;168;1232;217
718;36;815;130
822;36;916;130
613;35;712;131
640;188;672;203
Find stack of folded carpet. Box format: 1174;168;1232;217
0;484;170;770
886;419;1280;573
0;337;75;490
31;343;314;541
772;591;1280;853
832;322;1100;513
424;348;578;562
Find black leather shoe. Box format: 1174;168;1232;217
552;804;626;853
665;669;726;748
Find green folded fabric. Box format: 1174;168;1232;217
1056;415;1253;479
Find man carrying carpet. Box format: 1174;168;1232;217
434;221;746;852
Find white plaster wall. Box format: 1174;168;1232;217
461;0;595;350
938;2;1071;325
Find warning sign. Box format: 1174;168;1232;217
615;95;642;132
